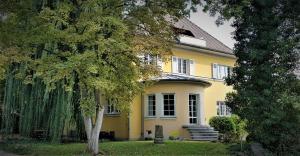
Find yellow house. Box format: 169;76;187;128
101;18;236;141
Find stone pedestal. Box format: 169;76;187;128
154;125;164;144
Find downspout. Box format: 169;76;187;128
141;92;144;140
128;110;130;140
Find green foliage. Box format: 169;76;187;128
209;115;247;143
80;95;96;117
230;115;247;141
203;0;300;154
0;0;202;143
209;116;235;142
209;116;235;134
1;70;82;142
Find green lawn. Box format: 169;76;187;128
0;140;245;156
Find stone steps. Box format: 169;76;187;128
183;125;219;141
191;135;218;140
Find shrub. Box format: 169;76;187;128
169;130;180;140
209;116;235;142
209;116;235;134
209;115;247;143
230;115;247;140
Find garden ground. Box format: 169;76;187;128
0;140;250;156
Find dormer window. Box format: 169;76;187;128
173;27;207;48
173;27;195;37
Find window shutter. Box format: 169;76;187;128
157;56;163;69
212;63;218;79
189;59;195;75
172;56;178;73
137;53;145;63
220;65;225;79
224;66;228;78
228;67;233;76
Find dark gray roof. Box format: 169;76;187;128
151;73;211;87
172;18;233;54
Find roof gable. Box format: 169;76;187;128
172;18;233;54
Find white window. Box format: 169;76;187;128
106;99;120;115
147;95;156;117
212;63;232;79
138;54;162;68
189;94;198;124
178;58;189;74
163;94;175;116
217;101;231;116
172;56;195;75
144;54;157;65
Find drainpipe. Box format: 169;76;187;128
141;92;144;139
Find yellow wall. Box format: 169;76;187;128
165;48;235;124
143;83;205;139
105;46;236;140
128;94;142;140
100;94;129;140
102;114;129;139
163;48;235;78
203;81;233;124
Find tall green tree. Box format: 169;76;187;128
0;0;200;155
202;0;300;154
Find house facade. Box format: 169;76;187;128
101;18;236;140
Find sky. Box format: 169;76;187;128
189;7;236;49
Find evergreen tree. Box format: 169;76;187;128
203;0;300;154
0;0;200;155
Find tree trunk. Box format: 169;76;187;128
84;108;104;156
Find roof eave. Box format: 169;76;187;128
174;43;236;59
152;79;212;87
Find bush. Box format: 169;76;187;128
209;115;246;142
230;115;247;140
209;116;235;142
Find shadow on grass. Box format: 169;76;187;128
227;142;252;156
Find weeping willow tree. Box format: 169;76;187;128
3;69;78;142
0;0;201;155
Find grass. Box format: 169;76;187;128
0;140;248;156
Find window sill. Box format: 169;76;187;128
144;116;157;119
212;78;225;82
160;116;177;119
105;114;121;117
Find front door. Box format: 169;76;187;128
189;94;198;124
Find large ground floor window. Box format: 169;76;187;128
147;94;156;117
163;94;175;116
189;94;198;124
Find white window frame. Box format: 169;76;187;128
106;99;120;115
189;94;198;124
217;101;231;116
140;54;163;69
212;63;232;80
144;54;157;65
177;58;190;75
147;94;156;117
162;93;176;117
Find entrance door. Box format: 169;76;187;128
189;94;198;124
